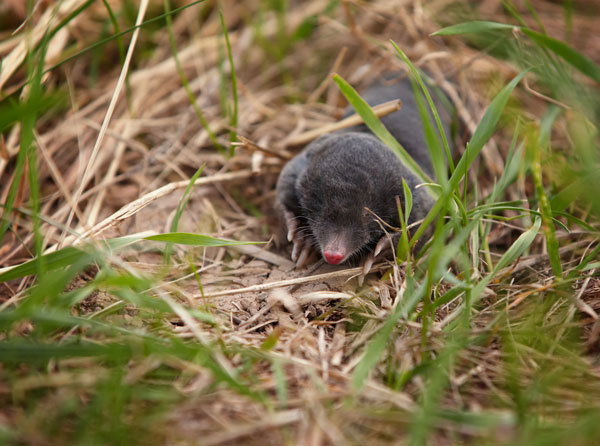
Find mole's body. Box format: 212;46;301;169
276;74;453;267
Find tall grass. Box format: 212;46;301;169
0;1;599;445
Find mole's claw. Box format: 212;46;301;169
374;236;388;258
358;274;365;287
284;211;297;242
291;238;303;261
296;245;311;268
362;254;375;277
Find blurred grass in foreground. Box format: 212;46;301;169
1;1;600;445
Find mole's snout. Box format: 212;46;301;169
323;250;345;265
322;233;349;264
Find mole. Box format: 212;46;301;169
275;73;454;272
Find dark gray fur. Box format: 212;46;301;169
276;75;453;263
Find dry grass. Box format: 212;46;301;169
1;0;599;445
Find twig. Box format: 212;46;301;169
199;263;388;298
283;99;402;147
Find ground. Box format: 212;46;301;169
0;1;600;445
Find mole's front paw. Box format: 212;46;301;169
284;210;314;268
291;236;314;268
283;210;297;243
358;236;397;285
362;237;389;274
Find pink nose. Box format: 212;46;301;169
323;251;345;265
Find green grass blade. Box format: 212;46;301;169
433;21;600;83
163;0;223;152
391;41;454;177
332;74;434;193
410;70;529;245
563;0;573;41
522;0;546;33
0;94;62;133
11;258;101;325
503;1;531;28
464;72;529;161
409;330;467;446
0;234;148;284
432;20;514;36
470;216;542;303
0;340;132;363
396;180;413;263
521;28;600;83
219;11;239;157
144;232;263;246
351;298;413;391
0;247;91;283
101;0;126;65
165;165;205;262
530;108;563;279
433;218;480;280
491;140;524;204
101;0;130;101
271;358;288;407
2;5;51;263
0;232;257;283
171;166;204;234
0;133;27;245
40;1;206;78
403;180;413;225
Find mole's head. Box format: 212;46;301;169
301;184;382;265
313;215;376;265
296;132;394;265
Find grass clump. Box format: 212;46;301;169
0;1;599;445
